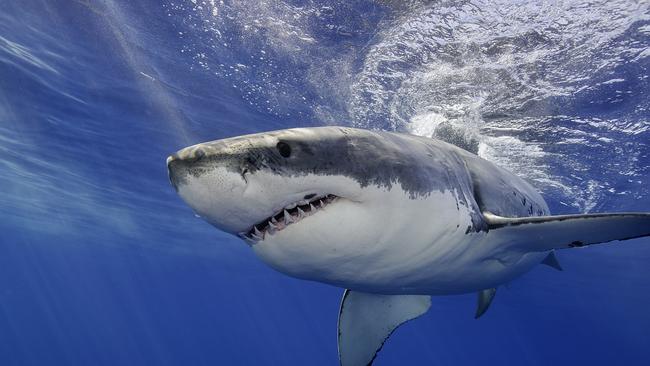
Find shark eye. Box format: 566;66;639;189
277;141;291;158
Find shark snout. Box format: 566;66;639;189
168;146;206;165
166;154;180;190
166;142;266;235
166;146;208;191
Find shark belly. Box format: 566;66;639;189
252;183;546;295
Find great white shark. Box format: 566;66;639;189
166;126;650;365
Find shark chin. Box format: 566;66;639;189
250;195;358;280
167;126;650;366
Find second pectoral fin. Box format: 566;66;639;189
338;290;431;366
475;288;497;319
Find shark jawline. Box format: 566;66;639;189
238;194;339;245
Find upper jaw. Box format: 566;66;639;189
237;194;339;245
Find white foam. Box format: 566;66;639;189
163;0;650;211
409;112;447;137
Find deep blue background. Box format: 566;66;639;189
1;1;649;365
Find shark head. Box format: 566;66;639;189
167;127;373;240
167;127;474;289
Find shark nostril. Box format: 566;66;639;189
185;148;206;163
192;148;205;162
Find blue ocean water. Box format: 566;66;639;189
1;0;649;365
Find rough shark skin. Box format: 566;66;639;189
167;126;650;365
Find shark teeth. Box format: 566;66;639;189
251;227;263;240
284;210;294;224
242;194;338;245
238;232;257;245
254;226;263;236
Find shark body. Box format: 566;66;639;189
167;126;650;365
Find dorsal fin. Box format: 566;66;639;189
338;290;430;366
433;122;479;154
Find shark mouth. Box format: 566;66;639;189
238;194;339;245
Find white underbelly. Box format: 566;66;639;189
330;232;547;295
251;185;546;296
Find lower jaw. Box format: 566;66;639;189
238;195;339;245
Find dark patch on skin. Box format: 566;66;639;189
568;241;584;248
304;193;316;200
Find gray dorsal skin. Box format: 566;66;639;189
475;288;497;319
338;290;431;366
463;152;550;218
169;127;473;198
541;251;563;271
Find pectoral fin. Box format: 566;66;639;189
338;290;431;366
483;212;650;252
